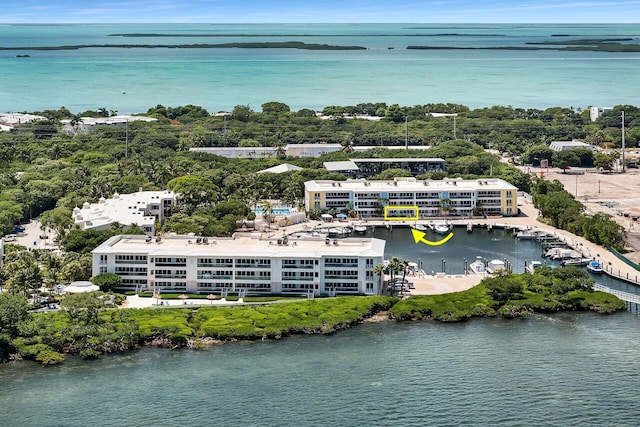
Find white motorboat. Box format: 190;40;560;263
586;260;604;274
486;259;507;275
546;248;581;260
327;228;343;237
354;224;368;234
468;257;486;275
561;257;591;266
434;222;451;235
525;260;543;273
414;223;428;231
515;229;539;239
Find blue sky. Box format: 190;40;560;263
3;1;640;23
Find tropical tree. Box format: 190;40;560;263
373;263;386;294
261;200;274;229
440;198;451;217
167;175;220;214
594;152;615;171
91;273;122;292
552;150;581;173
341;134;354;154
39;206;73;242
384;256;403;296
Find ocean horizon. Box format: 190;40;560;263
1;23;639;114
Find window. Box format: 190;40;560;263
115;255;147;264
154;257;186;266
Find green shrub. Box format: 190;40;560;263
79;348;102;360
13;340;65;365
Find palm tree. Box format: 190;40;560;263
385;256;402;296
373;263;386;295
440;197;451;218
375;196;390;218
399;259;409;294
341;134;355;154
261;199;274;230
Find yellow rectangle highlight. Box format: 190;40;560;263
384;205;419;221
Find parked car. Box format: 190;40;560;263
3;234;17;242
386;283;411;292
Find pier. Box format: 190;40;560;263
593;284;640;313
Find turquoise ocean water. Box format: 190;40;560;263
1;23;640;113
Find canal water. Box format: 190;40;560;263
371;225;640;296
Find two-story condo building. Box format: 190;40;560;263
93;234;385;296
305;177;518;218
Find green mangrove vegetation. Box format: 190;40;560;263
1;295;397;365
1;265;626;365
390;267;626;322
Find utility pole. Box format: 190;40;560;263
453;114;457;139
405;116;408;149
125;119;129;158
223;114;228;146
621;111;626;172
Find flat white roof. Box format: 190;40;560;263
549;140;594;151
73;115;157;125
324;161;359;171
94;234;386;258
305;177;517;192
352;158;445;163
257;163;303;174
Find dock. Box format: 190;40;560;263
593;283;640;308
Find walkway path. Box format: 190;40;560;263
593;284;640;304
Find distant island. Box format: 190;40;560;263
408;38;640;52
0;42;367;51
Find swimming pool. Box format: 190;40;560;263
252;208;292;215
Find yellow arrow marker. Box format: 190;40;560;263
411;228;454;246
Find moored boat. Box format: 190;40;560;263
561;257;591;267
515;229;540;239
486;259;507;274
354;224;367;234
526;260;544;273
468;257;486;275
327;228;343;237
545;248;581;260
434;222;451;235
586;260;604;274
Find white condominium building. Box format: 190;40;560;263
305;177;518;218
93;234;386;296
73;190;175;235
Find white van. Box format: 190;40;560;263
3;234;17;242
